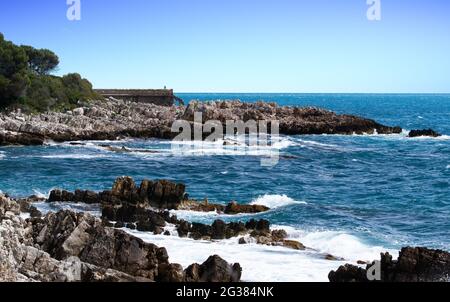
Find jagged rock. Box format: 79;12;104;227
80;263;153;282
238;237;247;245
49;177;187;210
46;178;269;230
157;263;185;282
255;235;272;245
184;263;201;282
329;264;368;282
0;130;45;146
183;100;402;136
126;223;136;230
185;255;242;282
18;207;243;282
324;254;342;261
29;206;42;218
0;194;21;218
180;200;225;213
329;247;450;282
151;180;186;209
271;229;288;242
0;99;402;147
190;223;212;240
179;200;271;215
408;129;441;138
27;210;169;280
226;222;247;238
42;178;300;253
154;227;164;235
224;202;269;214
211;220;227;240
48;190;68;202
114;221;125;228
74;190;99;204
111;176;136;199
177;220;191;238
245;219;271;233
17;197;43;217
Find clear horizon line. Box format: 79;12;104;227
173;92;450;95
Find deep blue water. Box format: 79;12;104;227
1;94;450;252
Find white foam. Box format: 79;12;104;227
153;144;280;158
125;229;346;282
40;154;108;159
250;194;307;209
270;137;296;149
20;213;31;220
46;139;131;146
170;194;306;222
31;201;395;282
0;151;5;160
170;209;223;220
126;225;397;281
407;134;450;141
164;136;293;158
319;130;409;139
446;165;450;170
284;228;398;263
296;139;339;149
169;209;261;223
34;202;101;217
32;189;50;199
317;129;450;142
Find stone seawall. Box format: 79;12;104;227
95;89;178;106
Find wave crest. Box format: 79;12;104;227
250;194;307;209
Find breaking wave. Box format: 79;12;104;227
250;194;307;209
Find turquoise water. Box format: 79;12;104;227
1;94;450;253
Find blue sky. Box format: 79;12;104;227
1;0;449;92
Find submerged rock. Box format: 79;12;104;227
408;129;441;138
179;200;270;215
224;202;269;214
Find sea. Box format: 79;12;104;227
1;93;450;282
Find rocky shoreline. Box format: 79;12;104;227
329;247;450;282
0;98;446;283
46;177;308;252
0;99;406;146
2;176;450;282
0;194;242;282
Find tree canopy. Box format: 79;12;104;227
21;45;59;75
0;33;98;112
0;33;30;107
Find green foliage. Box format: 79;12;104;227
0;33;30;108
0;33;98;112
21;73;98;113
21;45;59;75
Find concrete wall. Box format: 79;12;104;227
94;89;176;106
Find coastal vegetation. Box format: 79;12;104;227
0;33;98;113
